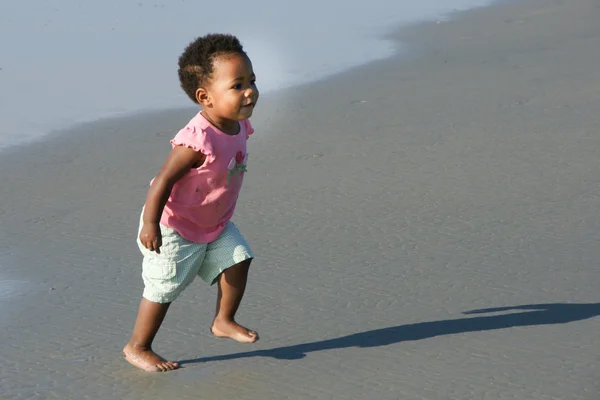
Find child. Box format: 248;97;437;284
123;33;259;372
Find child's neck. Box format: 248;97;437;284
201;110;239;135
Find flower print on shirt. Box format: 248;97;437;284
227;150;248;185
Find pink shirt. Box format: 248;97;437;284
158;112;253;243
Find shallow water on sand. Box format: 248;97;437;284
0;278;37;301
0;0;495;151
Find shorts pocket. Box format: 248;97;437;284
143;258;177;281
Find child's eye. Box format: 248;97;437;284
250;79;257;86
232;83;242;90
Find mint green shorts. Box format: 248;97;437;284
137;219;253;304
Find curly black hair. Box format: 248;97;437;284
178;33;247;103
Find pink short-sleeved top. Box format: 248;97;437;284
156;112;254;243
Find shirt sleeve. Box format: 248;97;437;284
244;119;254;139
170;125;214;157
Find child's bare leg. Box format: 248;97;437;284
211;259;259;343
123;298;179;372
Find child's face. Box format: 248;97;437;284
200;54;258;122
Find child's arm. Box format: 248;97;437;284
140;146;205;253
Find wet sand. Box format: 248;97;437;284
2;0;600;398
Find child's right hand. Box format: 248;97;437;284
139;222;162;253
139;145;203;254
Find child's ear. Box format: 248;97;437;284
195;87;211;106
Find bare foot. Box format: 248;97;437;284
123;343;179;372
211;319;259;343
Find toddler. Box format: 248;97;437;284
123;33;259;372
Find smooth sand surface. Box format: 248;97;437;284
2;0;600;398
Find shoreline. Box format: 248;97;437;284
0;1;502;156
3;0;600;398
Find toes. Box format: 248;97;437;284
154;361;178;372
239;330;259;343
166;361;179;370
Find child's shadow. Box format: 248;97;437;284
179;302;600;365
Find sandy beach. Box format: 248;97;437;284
2;0;600;398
